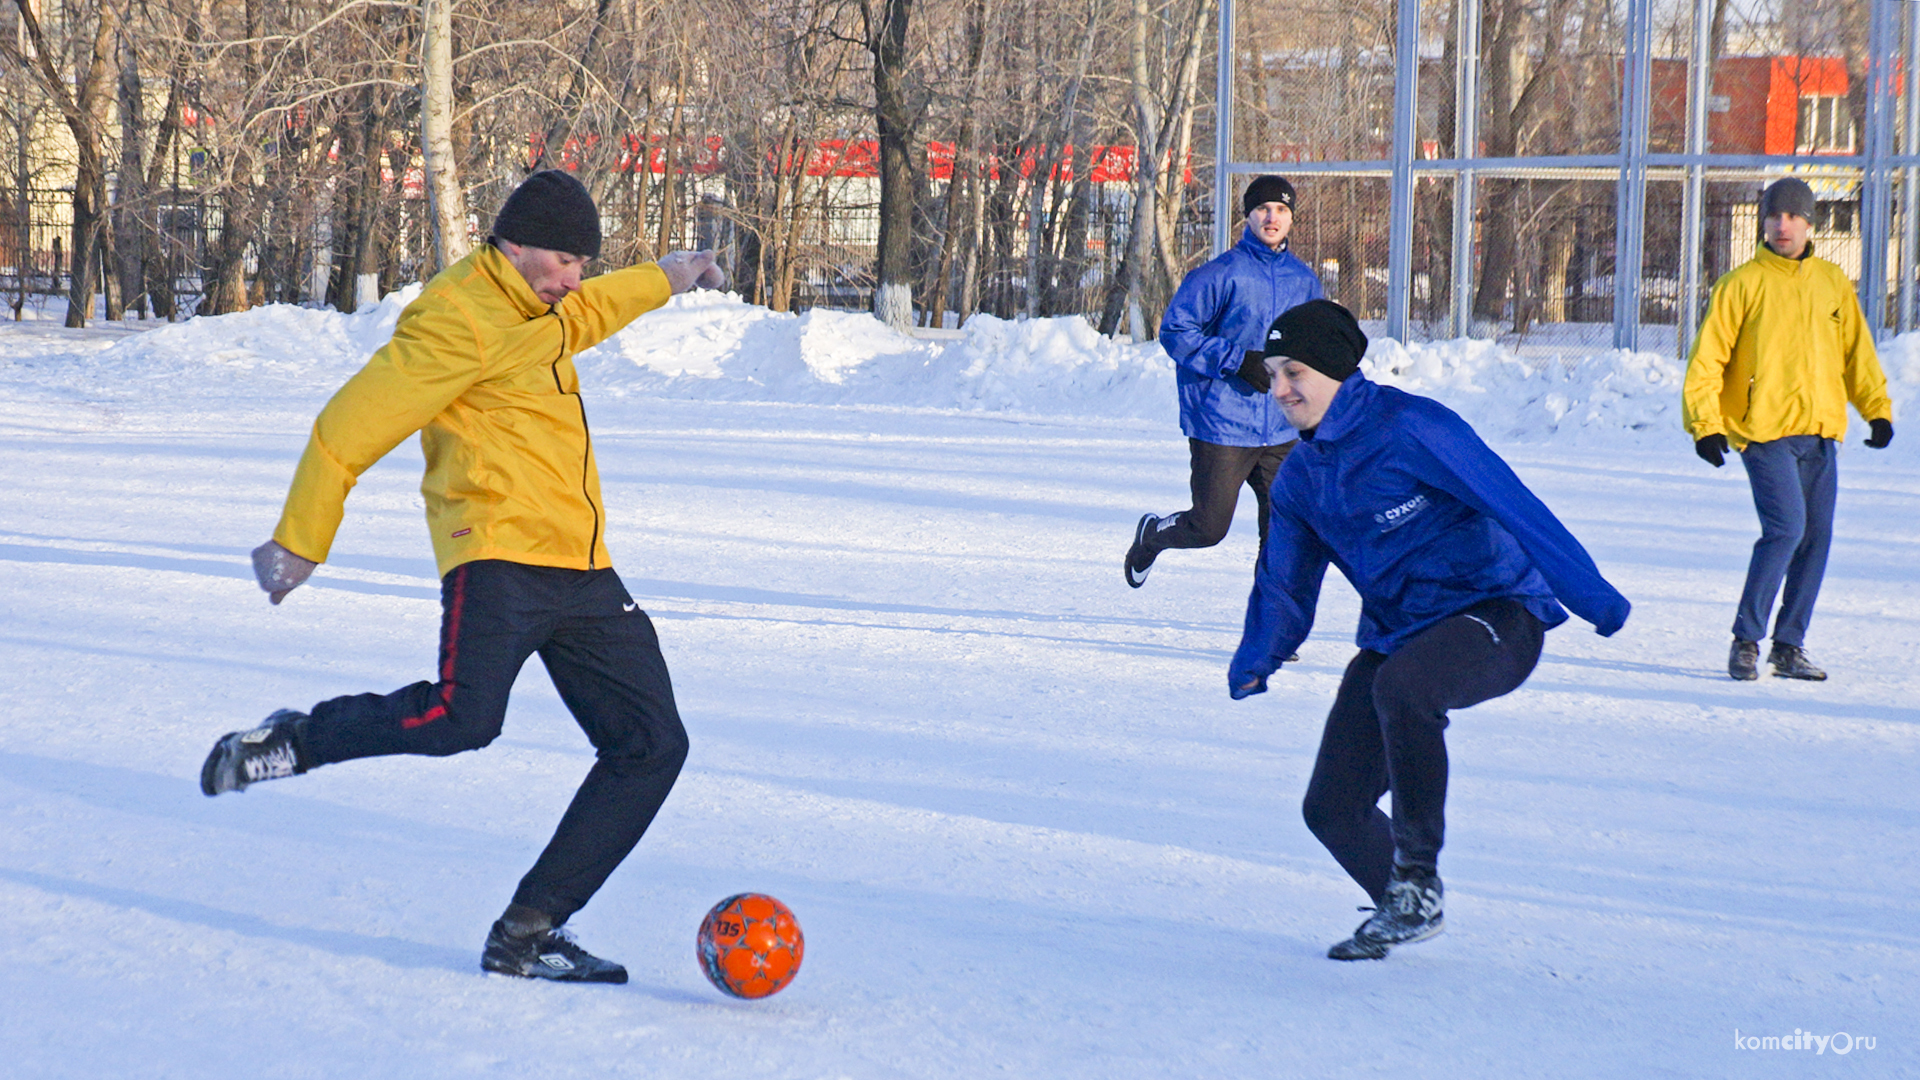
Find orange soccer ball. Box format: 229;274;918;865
697;893;804;999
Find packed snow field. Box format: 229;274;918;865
1;292;1916;1078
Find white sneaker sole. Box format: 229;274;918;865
1125;514;1157;588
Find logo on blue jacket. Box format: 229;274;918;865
1373;493;1431;532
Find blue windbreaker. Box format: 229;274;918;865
1160;231;1324;447
1229;375;1629;697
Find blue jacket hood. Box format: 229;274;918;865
1229;376;1630;697
1158;230;1324;447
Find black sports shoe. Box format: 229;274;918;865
1728;638;1759;681
481;921;628;984
1768;642;1826;681
1327;863;1445;961
200;710;307;796
1125;513;1161;588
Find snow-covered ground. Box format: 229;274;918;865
1;292;1915;1078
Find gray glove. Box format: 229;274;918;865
657;250;728;294
252;540;316;605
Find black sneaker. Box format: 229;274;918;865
1728;639;1759;681
1125;514;1162;588
481;921;628;984
1327;863;1444;961
200;710;307;796
1768;642;1826;681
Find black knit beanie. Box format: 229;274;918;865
1242;175;1297;217
1263;299;1367;382
492;170;601;258
1759;177;1815;222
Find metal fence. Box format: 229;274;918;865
0;186;219;319
1215;0;1911;353
0;188;80;314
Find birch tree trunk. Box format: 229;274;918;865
421;0;470;271
1152;0;1211;294
1101;0;1214;337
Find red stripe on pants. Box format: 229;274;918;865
403;564;468;729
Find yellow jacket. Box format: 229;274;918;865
273;243;671;576
1683;242;1891;449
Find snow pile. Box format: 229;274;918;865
1362;336;1687;443
93;285;423;391
23;286;1920;448
578;291;1172;419
58;288;1174;423
1876;327;1920;407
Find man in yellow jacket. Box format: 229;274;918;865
199;170;726;984
1683;177;1894;683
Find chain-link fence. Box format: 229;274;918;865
1218;0;1908;354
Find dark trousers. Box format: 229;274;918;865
1300;599;1544;904
1146;438;1296;553
295;560;689;925
1733;435;1838;647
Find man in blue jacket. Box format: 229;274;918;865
1230;300;1629;961
1125;175;1323;588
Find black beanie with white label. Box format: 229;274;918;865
1263;299;1367;383
1241;175;1297;217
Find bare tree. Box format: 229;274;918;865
1100;0;1214;338
0;0;1298;333
1;51;57;320
919;0;986;328
422;0;469;270
860;0;923;329
1;0;119;326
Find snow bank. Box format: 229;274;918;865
1362;337;1686;444
29;286;1920;449
578;291;1172;420
1873;326;1920;419
94;285;422;389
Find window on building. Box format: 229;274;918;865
1812;200;1858;234
1797;95;1855;153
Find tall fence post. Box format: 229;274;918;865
1213;0;1236;257
1678;0;1714;359
1902;0;1920;334
1385;0;1420;341
1612;0;1652;352
1862;0;1898;339
1450;0;1481;339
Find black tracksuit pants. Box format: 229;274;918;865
1146;438;1295;553
1300;598;1544;904
293;560;689;925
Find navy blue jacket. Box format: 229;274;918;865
1229;375;1629;698
1160;231;1324;447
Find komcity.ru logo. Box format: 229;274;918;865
1733;1029;1876;1055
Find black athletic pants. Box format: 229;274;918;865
1146;438;1295;553
1300;598;1544;904
294;559;689;925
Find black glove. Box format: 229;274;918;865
1694;433;1728;468
1866;418;1894;449
1235;350;1272;394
